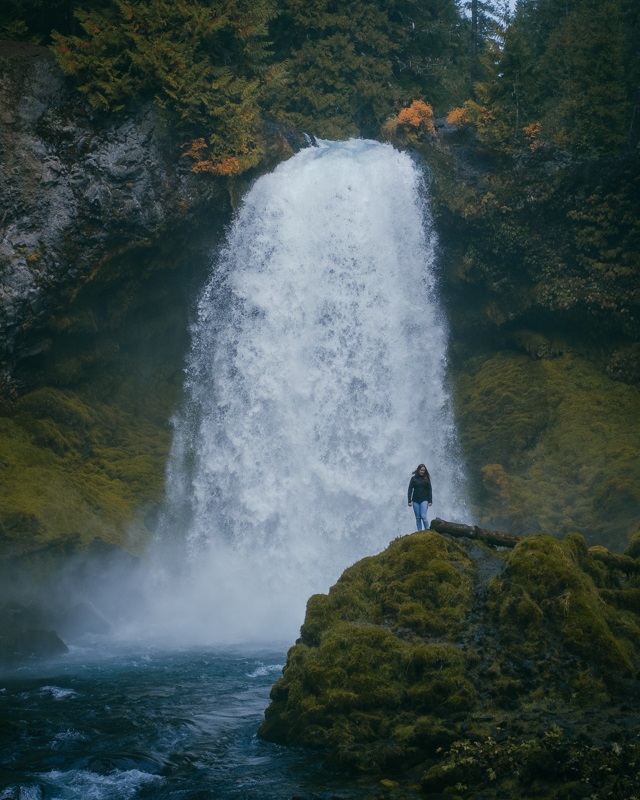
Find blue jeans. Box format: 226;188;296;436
413;501;430;530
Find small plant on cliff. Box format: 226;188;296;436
423;727;640;797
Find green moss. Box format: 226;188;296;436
454;351;640;550
261;529;640;794
0;387;170;554
261;533;478;770
489;535;640;675
624;528;640;558
300;532;475;647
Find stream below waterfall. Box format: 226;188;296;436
0;641;373;800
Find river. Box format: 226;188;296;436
0;640;371;799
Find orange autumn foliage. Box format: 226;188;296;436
523;121;544;151
397;100;436;135
446;106;470;127
194;156;242;176
181;139;242;176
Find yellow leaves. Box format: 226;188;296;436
523;121;541;139
193;156;242;176
181;137;207;159
445;106;469;127
523;121;544;151
396;100;435;134
447;100;491;129
380;99;435;144
181;138;255;177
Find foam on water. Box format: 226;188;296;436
38;769;162;800
149;139;468;644
39;686;79;701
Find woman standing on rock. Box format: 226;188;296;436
408;464;432;530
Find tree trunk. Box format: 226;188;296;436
472;0;479;58
429;518;525;548
429;520;640;573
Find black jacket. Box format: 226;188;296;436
408;474;432;504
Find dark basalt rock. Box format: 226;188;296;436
0;601;68;667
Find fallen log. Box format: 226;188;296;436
430;520;640;572
429;518;525;549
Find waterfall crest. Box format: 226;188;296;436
155;139;467;642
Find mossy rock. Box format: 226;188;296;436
260;532;477;771
260;528;640;795
489;534;640;674
0;387;170;555
454;351;640;550
299;533;475;647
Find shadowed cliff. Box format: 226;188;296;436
0;42;233;560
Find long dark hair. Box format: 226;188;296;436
412;463;431;482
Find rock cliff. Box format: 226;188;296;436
0;40;225;391
0;41;233;565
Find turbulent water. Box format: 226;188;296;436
1;140;468;800
0;642;358;800
154;139;468;644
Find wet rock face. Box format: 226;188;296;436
0;42;220;388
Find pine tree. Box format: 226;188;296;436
453;0;638;158
266;0;465;138
52;0;277;174
537;0;632;155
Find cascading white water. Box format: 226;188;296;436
154;139;468;643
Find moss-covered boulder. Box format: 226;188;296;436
261;533;477;770
260;530;640;797
0;601;68;668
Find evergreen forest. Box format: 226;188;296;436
2;0;638;169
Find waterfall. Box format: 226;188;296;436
154;139;468;643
